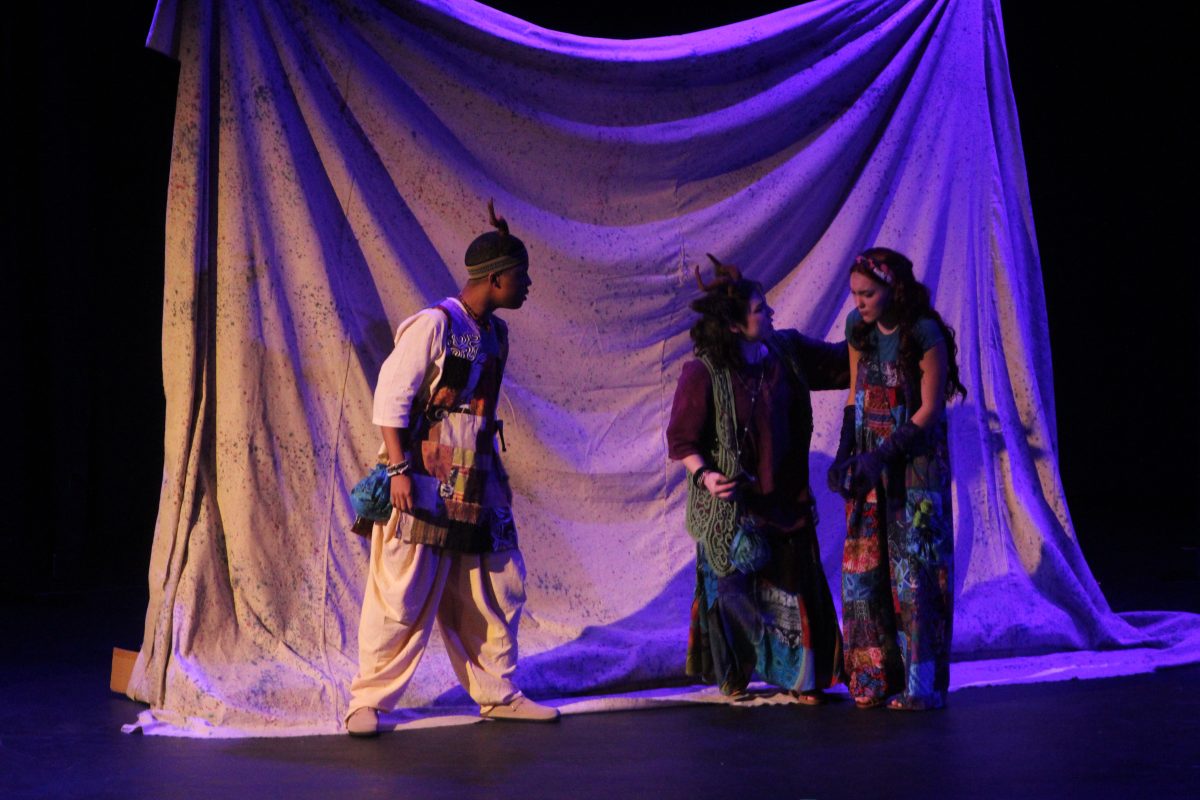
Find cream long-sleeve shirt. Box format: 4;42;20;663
371;298;485;429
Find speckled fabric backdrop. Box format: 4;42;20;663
125;0;1198;735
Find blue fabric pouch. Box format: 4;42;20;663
350;463;392;522
729;520;770;575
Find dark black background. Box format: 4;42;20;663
3;2;1195;609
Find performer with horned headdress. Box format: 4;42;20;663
666;255;849;703
345;202;558;736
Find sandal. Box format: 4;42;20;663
886;693;946;712
853;696;886;709
793;690;828;706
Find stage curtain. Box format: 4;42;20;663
125;0;1193;735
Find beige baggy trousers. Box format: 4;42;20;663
347;511;526;716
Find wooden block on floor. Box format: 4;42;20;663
110;647;138;695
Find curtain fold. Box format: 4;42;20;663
127;0;1195;735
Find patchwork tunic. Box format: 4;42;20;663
840;310;954;706
667;331;848;695
348;298;525;717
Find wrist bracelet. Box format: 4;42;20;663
385;461;411;477
692;467;711;489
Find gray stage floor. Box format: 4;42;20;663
2;589;1198;799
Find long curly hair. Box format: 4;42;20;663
689;254;763;371
849;247;967;400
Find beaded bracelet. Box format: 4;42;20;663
385;461;411;478
691;466;711;489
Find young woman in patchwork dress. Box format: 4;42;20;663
827;247;966;711
667;257;848;704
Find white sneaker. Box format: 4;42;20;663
479;695;560;722
346;707;379;737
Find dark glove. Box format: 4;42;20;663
826;406;856;500
849;420;923;498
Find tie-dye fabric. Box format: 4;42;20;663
841;319;954;706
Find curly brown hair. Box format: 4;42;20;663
849;247;967;401
689;256;764;371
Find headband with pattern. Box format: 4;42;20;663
854;254;894;285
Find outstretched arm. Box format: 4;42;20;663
844;344;860;406
794;333;850;391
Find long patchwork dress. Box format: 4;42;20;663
667;331;848;695
840;310;954;707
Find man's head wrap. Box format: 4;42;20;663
465;200;528;280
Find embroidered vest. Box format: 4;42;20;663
683;334;817;576
684;355;742;577
404;300;514;553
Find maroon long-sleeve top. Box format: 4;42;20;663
667;331;849;535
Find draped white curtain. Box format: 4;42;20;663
126;0;1193;735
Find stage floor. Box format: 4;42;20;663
2;590;1198;799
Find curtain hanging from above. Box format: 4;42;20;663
125;0;1200;736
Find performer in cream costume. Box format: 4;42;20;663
345;204;558;736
